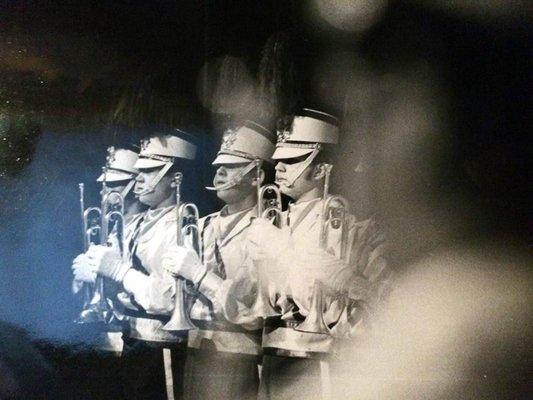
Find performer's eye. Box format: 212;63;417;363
282;156;306;165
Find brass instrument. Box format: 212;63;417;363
251;160;283;317
297;163;351;334
255;159;283;226
318;163;350;261
77;147;125;324
76;182;101;322
258;184;283;227
84;185;125;324
163;172;200;331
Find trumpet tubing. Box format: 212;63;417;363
318;164;350;261
163;173;200;331
77;180;126;324
77;184;98;323
320;195;350;261
258;184;283;227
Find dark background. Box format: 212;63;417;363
0;1;530;398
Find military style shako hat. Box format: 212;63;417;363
97;148;139;182
206;120;275;191
272;108;339;160
134;132;196;169
133;131;197;196
212;120;275;165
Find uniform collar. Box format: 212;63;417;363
288;196;321;210
287;197;322;232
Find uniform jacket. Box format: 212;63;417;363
261;196;391;357
188;206;263;355
117;206;183;343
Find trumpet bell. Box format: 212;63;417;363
75;277;116;325
163;280;197;331
164;181;201;332
252;259;279;318
295;281;330;334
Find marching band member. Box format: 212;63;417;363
73;134;197;400
72;147;144;348
72;147;143;289
71;147;144;399
247;109;392;400
162;121;276;400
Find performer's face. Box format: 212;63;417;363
134;167;173;208
275;156;321;200
213;163;256;204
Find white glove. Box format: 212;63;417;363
246;218;294;261
85;236;129;282
71;253;97;284
162;244;207;285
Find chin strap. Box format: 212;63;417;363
120;179;136;198
283;144;322;187
134;162;173;196
205;160;258;191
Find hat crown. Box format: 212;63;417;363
277;108;339;145
97;147;139;182
139;134;196;161
272;109;339;160
212;120;275;165
107;148;139;174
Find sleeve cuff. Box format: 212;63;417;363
198;271;224;300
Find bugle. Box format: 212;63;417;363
254;159;283;227
296;164;351;333
77;148;126;324
76;182;102;323
318;164;350;261
250;160;283;317
163;172;200;331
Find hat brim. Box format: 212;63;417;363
96;170;135;182
212;154;252;165
272;147;314;160
134;158;168;169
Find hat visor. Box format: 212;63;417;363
212;154;252;165
133;158;167;169
272;147;314;160
96;170;134;182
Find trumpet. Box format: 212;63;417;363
318;164;350;261
76;182;101;323
77;150;126;324
255;159;283;227
296;164;351;334
251;159;283;317
163;172;200;331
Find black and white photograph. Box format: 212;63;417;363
0;1;530;399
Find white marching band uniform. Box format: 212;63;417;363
255;109;392;400
90;148;141;353
118;206;182;342
177;121;276;400
117;135;196;400
74;115;391;400
188;206;263;354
